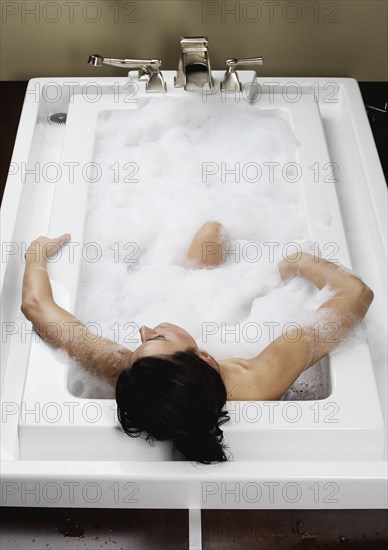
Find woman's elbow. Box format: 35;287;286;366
355;283;374;315
21;298;35;319
362;285;374;307
21;296;41;320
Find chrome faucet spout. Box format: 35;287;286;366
175;37;214;91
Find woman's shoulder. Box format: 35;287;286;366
218;357;273;401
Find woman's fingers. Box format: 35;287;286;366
44;234;71;258
25;234;72;260
55;233;71;246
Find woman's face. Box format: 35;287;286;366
129;323;198;366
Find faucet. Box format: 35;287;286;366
174;37;214;91
87;54;166;93
221;57;264;92
87;41;263;94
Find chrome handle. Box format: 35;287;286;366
87;55;166;93
88;55;161;70
226;57;264;67
221;57;264;93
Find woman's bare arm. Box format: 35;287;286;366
21;235;132;387
245;252;374;400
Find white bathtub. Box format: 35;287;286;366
1;73;387;511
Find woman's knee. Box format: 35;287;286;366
198;221;222;236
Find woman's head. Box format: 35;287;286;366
116;336;230;464
129;323;199;366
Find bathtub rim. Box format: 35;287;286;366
1;75;387;509
19;77;385;453
1;459;387;509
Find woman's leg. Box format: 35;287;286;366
184;221;228;269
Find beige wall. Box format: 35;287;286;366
1;0;387;81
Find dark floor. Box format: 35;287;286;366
0;81;387;548
0;507;387;549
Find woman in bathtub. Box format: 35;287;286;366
21;222;374;463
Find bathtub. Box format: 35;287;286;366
1;73;387;513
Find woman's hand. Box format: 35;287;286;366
22;233;71;310
25;234;71;263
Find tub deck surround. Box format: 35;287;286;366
1;73;387;508
17;73;387;462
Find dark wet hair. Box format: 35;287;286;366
115;348;230;464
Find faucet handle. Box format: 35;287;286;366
87;55;166;93
226;57;264;67
221;57;264;92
